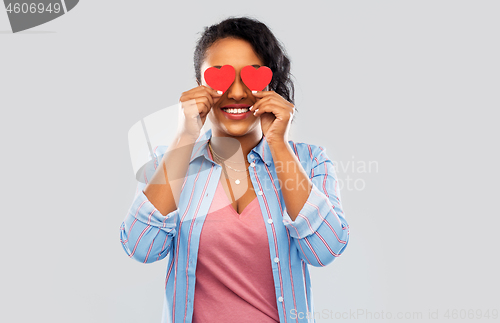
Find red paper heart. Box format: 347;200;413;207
241;66;273;91
204;65;236;93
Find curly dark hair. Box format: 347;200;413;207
194;16;296;120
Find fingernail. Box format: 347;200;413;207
252;90;257;94
217;90;223;95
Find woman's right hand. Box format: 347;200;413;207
177;85;222;139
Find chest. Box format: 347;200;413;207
176;159;287;228
219;175;257;215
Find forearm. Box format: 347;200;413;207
143;133;197;216
268;140;313;221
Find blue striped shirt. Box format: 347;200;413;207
120;128;350;323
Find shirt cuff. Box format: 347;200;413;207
282;182;340;239
129;189;179;230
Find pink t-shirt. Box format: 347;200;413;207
192;180;280;323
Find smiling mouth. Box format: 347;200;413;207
220;104;252;114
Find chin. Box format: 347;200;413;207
222;121;257;136
222;126;251;137
210;113;260;136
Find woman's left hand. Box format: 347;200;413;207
249;91;295;144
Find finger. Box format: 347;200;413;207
200;91;215;108
197;96;212;112
194;86;219;103
251;96;288;112
252;91;293;108
181;94;210;110
182;90;216;108
181;96;211;118
253;104;280;117
183;86;220;101
201;85;223;98
254;104;292;121
196;101;211;119
251;90;274;97
180;99;200;120
250;96;273;111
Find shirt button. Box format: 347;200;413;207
250;162;255;167
250;154;255;159
267;218;273;224
258;191;263;196
274;257;279;263
278;296;283;302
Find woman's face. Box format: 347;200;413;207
200;37;266;138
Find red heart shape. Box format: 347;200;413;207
204;65;236;93
241;66;273;91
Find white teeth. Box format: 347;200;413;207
222;108;249;114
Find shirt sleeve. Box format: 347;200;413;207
120;148;179;264
282;144;349;267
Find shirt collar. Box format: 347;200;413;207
189;128;273;166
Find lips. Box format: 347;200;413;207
220;104;253;120
221;104;252;110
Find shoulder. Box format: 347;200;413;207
286;140;327;162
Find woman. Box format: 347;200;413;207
120;16;349;323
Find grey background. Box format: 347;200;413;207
1;1;498;322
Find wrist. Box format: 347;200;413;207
267;139;292;159
266;137;289;149
176;131;199;144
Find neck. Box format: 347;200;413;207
209;130;263;162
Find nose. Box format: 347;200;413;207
226;73;247;101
